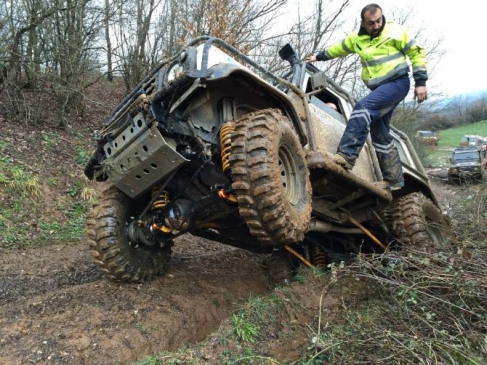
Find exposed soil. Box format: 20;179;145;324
0;235;276;365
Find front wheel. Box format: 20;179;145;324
230;109;312;245
86;186;172;282
391;192;452;249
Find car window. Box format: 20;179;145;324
452;152;480;161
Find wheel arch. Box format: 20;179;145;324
396;172;441;208
205;65;309;146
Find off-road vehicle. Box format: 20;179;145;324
84;37;452;282
415;130;439;146
460;135;481;147
448;147;486;184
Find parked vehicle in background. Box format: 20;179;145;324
447;147;486;184
460;135;482;147
415;130;439;146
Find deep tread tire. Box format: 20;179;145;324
86;186;172;282
391;192;452;248
230;109;311;245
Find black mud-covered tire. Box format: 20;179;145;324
86;186;172;282
230;109;312;245
391;192;452;249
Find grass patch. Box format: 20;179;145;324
0;159;94;248
232;312;259;343
422;120;487;167
4;165;42;197
423;146;454;167
438;120;487;147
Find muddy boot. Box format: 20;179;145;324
330;153;354;170
375;147;404;187
373;180;405;191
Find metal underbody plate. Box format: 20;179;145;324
103;125;188;198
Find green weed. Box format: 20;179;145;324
76;150;90;164
42;132;60;146
7;166;41;197
231;312;259;343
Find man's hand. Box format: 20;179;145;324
306;55;317;63
414;86;428;103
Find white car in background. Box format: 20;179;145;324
460;134;482;147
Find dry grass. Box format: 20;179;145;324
302;186;487;364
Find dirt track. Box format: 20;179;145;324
0;236;273;365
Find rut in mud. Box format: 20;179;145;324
0;236;274;365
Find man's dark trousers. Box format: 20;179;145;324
337;75;410;184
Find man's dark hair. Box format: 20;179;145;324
361;4;382;20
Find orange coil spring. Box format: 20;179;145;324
312;246;327;269
151;188;170;211
219;122;235;172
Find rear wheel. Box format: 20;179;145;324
391;192;452;249
87;186;172;282
230;109;311;245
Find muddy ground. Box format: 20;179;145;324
0;174;462;365
0;235;276;365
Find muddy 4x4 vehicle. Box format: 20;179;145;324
448;147;486;184
84;37;452;282
415;130;439;146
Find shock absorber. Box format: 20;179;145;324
312;246;328;269
219;121;235;173
152;187;170;211
151;187;172;233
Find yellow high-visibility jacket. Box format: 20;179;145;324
317;19;428;90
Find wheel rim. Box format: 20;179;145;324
278;144;300;205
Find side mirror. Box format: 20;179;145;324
310;71;328;91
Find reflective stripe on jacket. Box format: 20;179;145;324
317;21;427;90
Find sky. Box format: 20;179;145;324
283;0;486;98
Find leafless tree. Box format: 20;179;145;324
0;0;448;131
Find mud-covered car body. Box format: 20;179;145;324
448;147;485;183
84;37;451;282
415;130;439;146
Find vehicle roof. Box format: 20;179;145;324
453;146;480;152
